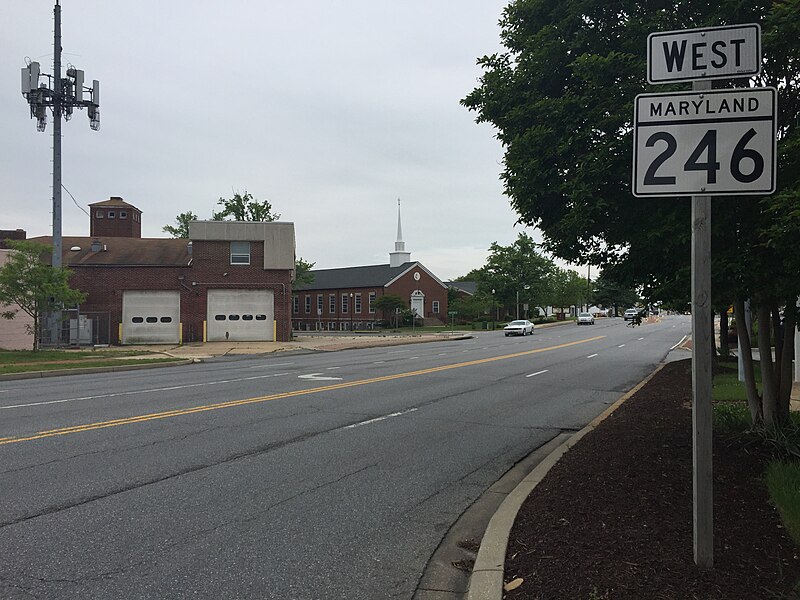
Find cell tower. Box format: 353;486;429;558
20;0;101;271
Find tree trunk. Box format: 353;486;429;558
758;302;779;427
719;309;730;358
734;298;761;424
778;306;796;423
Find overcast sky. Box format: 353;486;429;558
2;0;563;280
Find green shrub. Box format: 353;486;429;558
766;460;800;546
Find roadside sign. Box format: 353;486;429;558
633;87;776;197
448;311;457;316
648;24;761;84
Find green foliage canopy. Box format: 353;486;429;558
0;240;86;351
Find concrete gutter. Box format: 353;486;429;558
467;362;668;600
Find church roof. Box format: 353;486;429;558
295;263;416;291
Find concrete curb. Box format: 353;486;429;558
0;358;196;382
466;362;669;600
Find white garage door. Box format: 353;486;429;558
122;291;180;344
207;289;274;342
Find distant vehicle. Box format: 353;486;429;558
577;312;595;325
503;320;535;336
623;308;639;321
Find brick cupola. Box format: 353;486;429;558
89;197;142;238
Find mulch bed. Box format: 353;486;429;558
504;358;800;599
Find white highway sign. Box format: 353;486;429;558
633;87;776;197
648;24;761;84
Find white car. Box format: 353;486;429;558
576;312;595;325
624;308;640;321
503;320;535;336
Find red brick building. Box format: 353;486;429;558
292;202;448;330
29;198;296;345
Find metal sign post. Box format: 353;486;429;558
635;22;771;570
690;79;713;569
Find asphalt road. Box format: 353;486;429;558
0;315;691;599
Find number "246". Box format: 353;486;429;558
644;127;764;186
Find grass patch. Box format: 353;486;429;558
0;357;181;375
0;349;183;375
0;349;147;364
766;460;800;546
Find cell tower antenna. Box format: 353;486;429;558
20;0;101;345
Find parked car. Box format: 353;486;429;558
577;312;595;325
623;308;639;321
503;319;535;336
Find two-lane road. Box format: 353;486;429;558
0;315;690;599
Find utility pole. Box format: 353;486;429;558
21;0;100;345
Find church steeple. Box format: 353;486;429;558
389;198;412;267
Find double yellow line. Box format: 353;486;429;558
1;335;604;446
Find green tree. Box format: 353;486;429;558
475;233;556;319
545;268;588;313
372;294;407;327
294;257;316;286
162;211;198;238
591;273;640;317
212;190;280;222
463;0;800;427
0;240;86;351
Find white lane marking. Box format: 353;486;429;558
409;356;419;360
298;373;343;381
388;349;409;354
326;367;341;370
248;362;294;369
373;361;385;364
618;344;625;348
587;353;598;358
461;350;469;353
638;337;644;341
670;335;688;350
526;370;549;378
343;408;418;430
0;373;291;410
438;353;447;356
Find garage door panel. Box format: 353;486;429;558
122;291;180;344
207;289;273;341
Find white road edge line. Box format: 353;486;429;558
525;370;549;378
670;335;688;350
343;408;418;430
326;367;341;370
0;373;292;410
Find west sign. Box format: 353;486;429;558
647;24;761;84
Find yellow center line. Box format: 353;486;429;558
1;335;605;446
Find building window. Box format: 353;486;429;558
305;295;311;314
369;291;376;314
108;211;115;219
355;293;362;314
230;241;250;265
329;294;336;313
120;211;127;219
292;295;299;314
95;210;104;219
341;293;349;313
317;294;323;315
432;301;440;314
